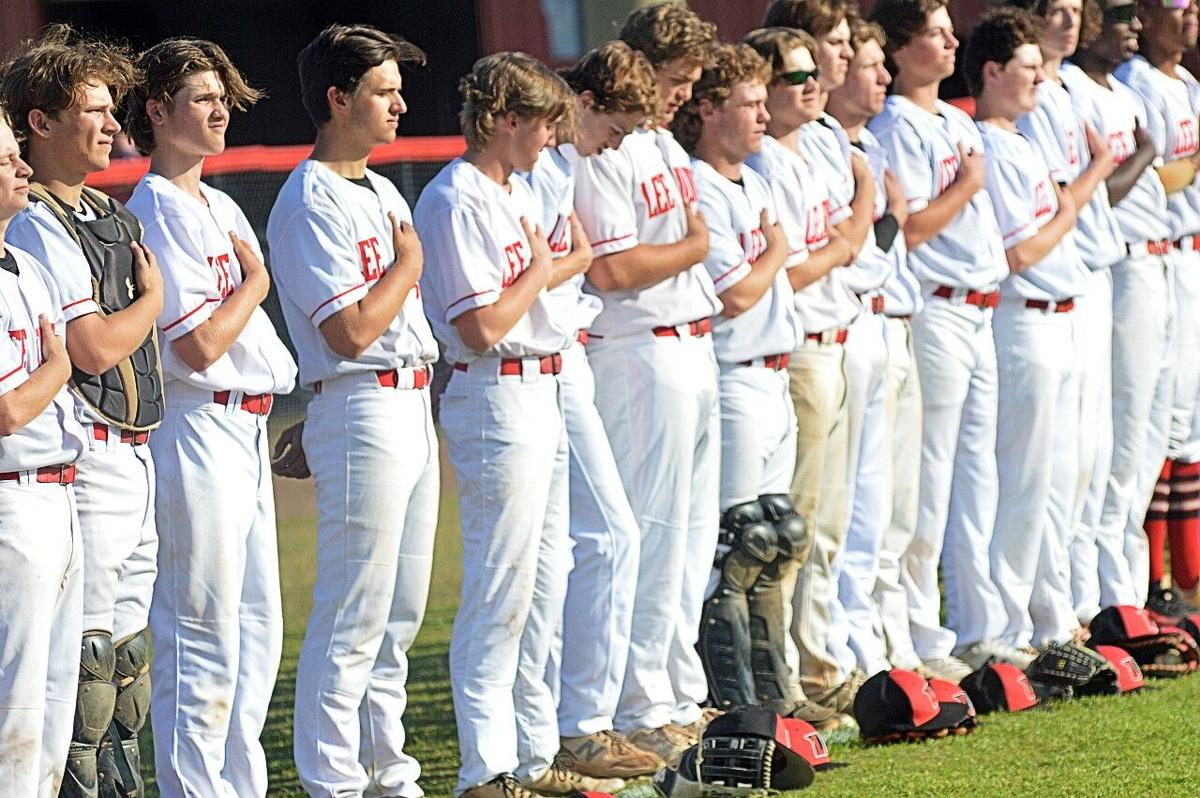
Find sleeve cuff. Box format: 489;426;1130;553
785;249;809;269
711;259;753;295
161;299;217;340
445;288;500;322
590;233;639;258
310;283;368;325
906;197;930;213
61;297;99;322
1003;222;1039;247
829;205;853;225
0;363;30;396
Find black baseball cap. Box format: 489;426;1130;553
703;705;816;790
960;663;1038;714
1088;605;1161;646
927;677;977;731
853;669;970;741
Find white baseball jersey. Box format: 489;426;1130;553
571;127;721;338
128;174;296;394
978;122;1087;301
846;127;902;296
868;95;1008;289
267;160;438;390
800;115;854;226
692;158;801;363
747;135;859;333
1019;77;1125;271
415;158;573;365
1060;62;1171;245
1116;55;1200;239
0;245;85;471
520;146;603;334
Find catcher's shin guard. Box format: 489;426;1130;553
99;628;152;798
748;495;809;713
700;501;779;708
61;632;118;798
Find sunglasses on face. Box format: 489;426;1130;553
777;67;821;85
1138;0;1189;10
1104;2;1138;21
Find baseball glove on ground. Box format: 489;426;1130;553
1023;643;1109;702
1123;627;1200;678
652;737;777;797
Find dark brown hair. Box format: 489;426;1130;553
458;52;576;150
742;26;820;77
670;43;772;153
763;0;849;39
963;7;1043;95
619;3;717;68
561;41;659;119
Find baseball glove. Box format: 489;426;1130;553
1023;643;1108;701
652;737;776;797
1124;626;1200;678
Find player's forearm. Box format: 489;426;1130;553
65;298;161;375
1156;159;1197;195
1107;148;1157;204
717;247;787;318
836;187;876;258
172;276;268;373
546;249;590;290
786;236;852;292
586;237;706;292
320;259;421;360
903;180;977;249
1005;210;1077;273
0;362;70;436
453;263;549;352
1066;159;1108;208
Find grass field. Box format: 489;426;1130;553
139;444;1200;797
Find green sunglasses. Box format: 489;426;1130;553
777;66;821;85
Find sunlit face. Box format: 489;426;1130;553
153;70;229;157
655;57;703;122
1092;0;1142;65
510;114;558;172
766;45;823;130
1042;0;1083;58
0;123;33;223
707;80;770;160
893;7;959;85
346;59;407;147
831;39;891;122
817;18;854;90
36;80;121;175
987;42;1045;117
573;95;643;156
1139;0;1199;52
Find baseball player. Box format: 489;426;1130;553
741;26;856;722
266;25;436;798
1;26;164;798
1113;0;1200;617
0;106;86;798
825;17;940;679
1061;0;1172;611
967;8;1087;652
123;39;297;797
1014;0;1125;632
416;53;617;798
521;42;666;779
570;4;720;761
868;0;1028;672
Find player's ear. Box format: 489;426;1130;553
983;60;1002;87
578;90;597;111
146;98;168;126
26;108;51;140
326;85;349;117
501;110;521;132
698;97;717;122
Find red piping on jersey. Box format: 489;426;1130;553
591;233;634;247
62;297;93;312
309;282;367;320
713;259;750;287
85;136;469;190
0;364;24;383
446;289;496;311
161;299;211;332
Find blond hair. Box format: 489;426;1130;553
561;40;659;119
619;3;717;68
670;43;772;153
459;52;576;151
742;27;820;77
849;14;888;51
125;38;263;155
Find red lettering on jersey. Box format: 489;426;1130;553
641;173;678;219
502;241;527;288
357;236;385;282
1065;128;1079;168
672;166;698;205
805;205;828;247
1034;180;1054;221
208;253;234;299
936;154;960;194
549;215;570;254
737;226;768;264
1174;118;1198;158
8;329;26;366
1109;130;1133;165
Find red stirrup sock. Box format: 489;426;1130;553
1146;459;1173;586
1167;460;1200;593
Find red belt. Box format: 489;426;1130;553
576;330;589;346
859;294;886;313
805;328;849;345
92;423;148;445
454;353;564;376
313;367;430;394
652;317;712;338
742;353;791;370
0;464;76;485
1128;239;1171;257
1176;235;1200;252
932;285;1001;308
1024;298;1075;313
213;390;274;415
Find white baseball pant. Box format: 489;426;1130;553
554;340;640;738
1101;252;1171;607
909;297;1006;659
1168;247;1200;462
990;299;1080;649
833;309;891;676
442;361;568;793
588;331;719;733
148;383;283;798
0;481;81;798
874;316;924;671
718;361;796;506
294;373;438;798
76;424;157;640
1068;268;1115;625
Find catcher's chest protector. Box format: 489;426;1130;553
34;185;164;431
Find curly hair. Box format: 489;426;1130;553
561;41;659;120
0;23;136;147
963;7;1043;96
849;14;889;51
763;0;849;39
297;24;425;129
669;43;772;153
459;52;576;151
742;26;820;78
124;39;262;155
619;2;717;69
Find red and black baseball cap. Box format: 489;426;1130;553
853;669;970;741
702;705;816;790
1180;613;1200;645
960;663;1038;714
1090;645;1145;693
779;717;832;770
927;677;977;732
1088;605;1161;646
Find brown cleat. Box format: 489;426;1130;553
461;773;543;798
784;699;842;731
813;669;867;715
676;706;724;739
521;755;625;796
625;723;696;769
559;729;665;778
